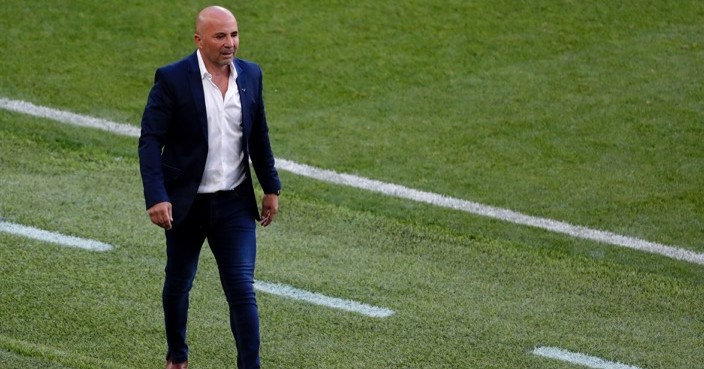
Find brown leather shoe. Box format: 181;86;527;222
165;359;188;369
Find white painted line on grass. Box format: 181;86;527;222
0;221;113;252
0;217;389;316
254;280;394;318
0;97;140;137
2;96;703;266
532;347;645;369
275;159;704;266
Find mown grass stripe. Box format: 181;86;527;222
0;220;113;252
0;334;127;369
254;280;394;318
2;96;702;266
532;346;645;369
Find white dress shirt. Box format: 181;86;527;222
196;50;246;193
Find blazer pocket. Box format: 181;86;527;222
162;163;182;185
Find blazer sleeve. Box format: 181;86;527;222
247;65;282;194
138;68;173;209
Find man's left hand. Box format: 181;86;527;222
260;194;279;227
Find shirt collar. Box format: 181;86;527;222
196;49;238;80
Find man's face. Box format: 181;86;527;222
195;12;239;69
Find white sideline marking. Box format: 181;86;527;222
0;221;113;252
2;96;703;266
0;218;391;316
254;280;394;318
532;347;645;369
0;97;140;137
275;160;704;266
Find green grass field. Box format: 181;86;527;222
1;1;703;368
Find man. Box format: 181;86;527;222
138;5;281;369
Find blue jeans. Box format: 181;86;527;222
163;186;260;368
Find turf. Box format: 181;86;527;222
1;1;703;368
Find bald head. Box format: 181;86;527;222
194;6;239;71
195;6;236;34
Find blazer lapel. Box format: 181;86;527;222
234;59;251;140
187;52;208;139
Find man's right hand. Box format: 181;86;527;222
147;202;173;230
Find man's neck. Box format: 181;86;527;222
203;59;230;78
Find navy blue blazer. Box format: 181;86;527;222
138;51;281;225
